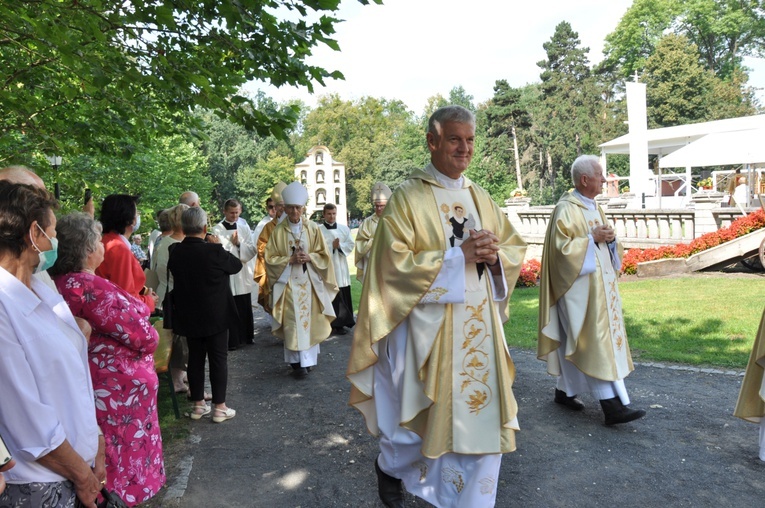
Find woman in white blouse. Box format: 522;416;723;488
0;181;104;508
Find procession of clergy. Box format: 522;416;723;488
250;105;765;508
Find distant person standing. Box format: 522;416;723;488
179;191;200;208
319;203;355;335
538;154;645;426
354;182;391;283
265;182;338;379
131;234;148;268
253;197;276;241
255;182;287;314
213;198;258;349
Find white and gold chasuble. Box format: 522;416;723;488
426;184;510;453
265;219;337;353
347;163;528;508
538;191;634;382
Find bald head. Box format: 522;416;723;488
179;191;200;207
0;166;45;189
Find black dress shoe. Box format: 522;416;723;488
600;396;646;425
292;367;308;379
374;458;404;508
554;388;585;410
332;327;347;335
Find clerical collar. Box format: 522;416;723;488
573;190;597;211
221;220;237;230
427;163;464;189
324;222;337;230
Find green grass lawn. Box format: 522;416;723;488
352;276;764;369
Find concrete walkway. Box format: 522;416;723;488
148;307;765;507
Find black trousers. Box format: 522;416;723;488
331;285;355;329
229;293;254;348
187;329;228;405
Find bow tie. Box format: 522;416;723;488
324;222;337;230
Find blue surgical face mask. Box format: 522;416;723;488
31;223;59;273
133;214;141;232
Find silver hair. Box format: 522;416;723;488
168;203;189;232
428;105;476;136
181;206;207;235
49;212;102;276
571;155;602;186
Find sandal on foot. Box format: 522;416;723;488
212;407;236;423
189;405;211;420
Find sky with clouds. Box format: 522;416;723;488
246;0;765;115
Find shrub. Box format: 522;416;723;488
516;258;541;287
621;209;765;274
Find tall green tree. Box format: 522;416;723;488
644;34;756;127
52;136;213;230
602;0;765;80
482;80;533;190
534;21;605;204
235;153;296;220
0;0;381;160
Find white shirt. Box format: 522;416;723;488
0;266;99;483
213;219;257;296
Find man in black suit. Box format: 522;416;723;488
168;207;242;423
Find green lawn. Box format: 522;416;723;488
352;277;765;369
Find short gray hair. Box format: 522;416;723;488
49;212;102;276
182;206;207;235
157;209;172;233
428;105;475;136
571;155;601;186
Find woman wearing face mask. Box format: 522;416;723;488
96;194;158;312
0;181;105;508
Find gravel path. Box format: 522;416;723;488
145;306;765;508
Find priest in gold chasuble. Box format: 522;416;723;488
348;106;526;508
354;182;391;283
734;308;765;461
538;155;645;426
255;182;287;314
266;182;338;379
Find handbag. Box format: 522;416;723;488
75;488;129;508
98;488;129;508
162;255;174;329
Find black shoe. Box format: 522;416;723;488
332;327;347;335
600;397;646;425
290;363;301;370
292;367;308;379
554;389;585;411
374;458;404;508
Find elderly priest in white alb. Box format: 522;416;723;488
538;154;646;426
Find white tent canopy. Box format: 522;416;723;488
658;128;765;168
599;114;765;157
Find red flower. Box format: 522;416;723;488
621;209;765;274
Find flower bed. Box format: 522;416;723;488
516;258;541;287
621;208;765;274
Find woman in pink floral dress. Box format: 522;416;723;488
49;212;165;506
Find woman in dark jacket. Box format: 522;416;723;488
168;206;242;423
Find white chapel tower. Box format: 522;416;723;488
295;146;349;225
